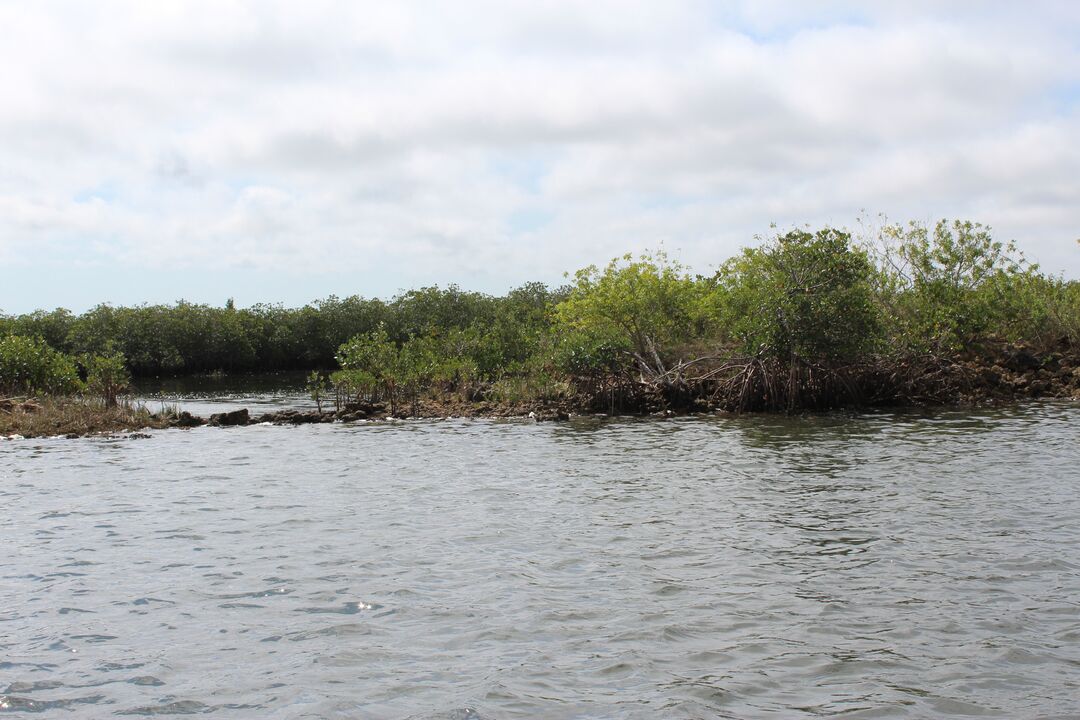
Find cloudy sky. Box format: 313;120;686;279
2;1;1078;313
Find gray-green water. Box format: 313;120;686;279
2;402;1079;718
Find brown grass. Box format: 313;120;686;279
0;396;172;438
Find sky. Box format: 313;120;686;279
2;1;1079;314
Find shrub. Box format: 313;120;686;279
335;325;399;410
306;370;329;412
554;251;708;378
551;326;631;378
870;219;1039;350
714;228;881;364
82;352;131;408
0;335;83;396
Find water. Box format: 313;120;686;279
133;372;314;417
2;401;1080;718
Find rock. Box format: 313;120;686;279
343;401;384;415
255;409;334;425
253;410;283;423
283;410;330;425
172;411;205;428
531;410;570;422
209;408;249;426
535;410;557;421
336;411;367;423
1003;346;1041;372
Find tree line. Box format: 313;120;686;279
0;283;564;378
4;219;1078;411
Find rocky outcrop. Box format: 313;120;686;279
251;402;388;424
209;408;250;426
253;409;333;425
972;342;1080;401
170;410;205;427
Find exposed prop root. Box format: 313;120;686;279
567;343;1073;415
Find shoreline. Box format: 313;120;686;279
6;396;1080;442
5;342;1079;439
4;384;1079;441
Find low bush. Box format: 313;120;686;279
713;228;882;364
0;335;82;396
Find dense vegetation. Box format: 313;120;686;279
0;335;131;407
0;285;563;378
3;218;1078;416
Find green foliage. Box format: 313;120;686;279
328;368;374;409
335;325;402;412
336;325;397;375
0;335;82;396
8;308;74;350
484;282;565;373
0;280;569;383
488;361;572;406
25;297;392;377
868;219;1041;350
1;216;1071;416
387;285;496;342
306;370;329;412
334;324;496;415
82;352;130;408
554;251;708;376
991;273;1080;347
551;326;631;377
714;228;881;363
1051;279;1080;345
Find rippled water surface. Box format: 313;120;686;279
3;403;1080;718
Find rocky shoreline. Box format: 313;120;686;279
170;399;572;430
4;343;1079;440
118;343;1080;432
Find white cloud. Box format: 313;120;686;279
1;0;1078;311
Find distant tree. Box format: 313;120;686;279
9;308;75;351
